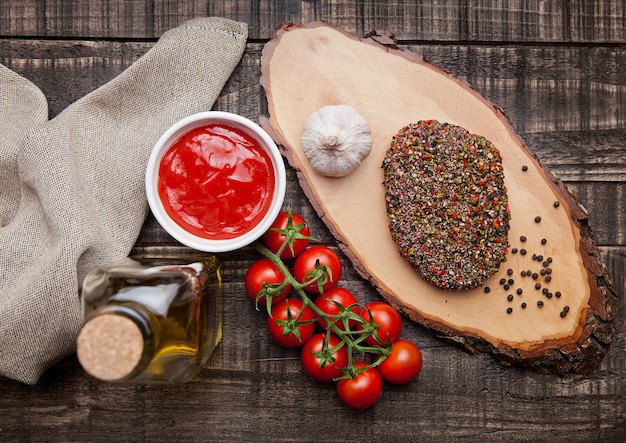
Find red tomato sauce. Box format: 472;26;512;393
158;123;276;240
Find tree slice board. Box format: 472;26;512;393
259;22;618;374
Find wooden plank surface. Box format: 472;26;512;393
1;1;625;441
1;0;626;42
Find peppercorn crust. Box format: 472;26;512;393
382;120;510;290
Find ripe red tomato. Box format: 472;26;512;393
313;287;359;331
301;333;348;382
360;301;402;346
267;298;316;348
293;245;342;294
336;361;383;409
262;210;310;259
244;258;291;306
377;339;423;384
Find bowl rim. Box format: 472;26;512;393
145;111;286;253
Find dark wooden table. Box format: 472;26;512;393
1;2;624;441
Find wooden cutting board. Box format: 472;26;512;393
259;22;618;374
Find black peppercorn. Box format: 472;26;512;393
522;165;528;171
537;300;544;308
534;216;541;223
554;201;560;208
541;238;547;245
484;286;491;293
517;288;523;295
507;294;514;302
521;302;527;309
535;283;541;290
507;307;513;314
520;249;527;255
555;291;561;298
520;235;527;242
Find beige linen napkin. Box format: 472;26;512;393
0;17;248;384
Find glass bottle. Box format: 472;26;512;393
76;254;222;383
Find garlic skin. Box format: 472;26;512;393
301;104;372;177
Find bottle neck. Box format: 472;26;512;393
76;304;156;382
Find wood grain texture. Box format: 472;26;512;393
1;0;626;42
0;1;624;441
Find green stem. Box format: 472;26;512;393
254;234;391;379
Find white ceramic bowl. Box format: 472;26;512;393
146;111;286;253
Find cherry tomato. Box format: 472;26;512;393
267;298;316;348
336;361;383;409
313;287;359;331
360;301;402;346
293;245;342;294
244;258;291;306
301;333;348;382
262;210;310;259
378;339;423;384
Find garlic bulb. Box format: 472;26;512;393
301;104;372;177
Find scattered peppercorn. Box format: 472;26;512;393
541;238;547;245
532;273;538;280
512;248;518;254
507;307;513;314
537;300;544;308
522;165;528;171
546;292;553;299
521;270;527;277
520;249;527;255
507;294;514;302
534;216;542;223
555;291;561;298
535;283;541;290
517;288;523;295
563;305;570;312
504;284;510;290
507;268;513;276
545;276;552;283
520;235;527;242
508;279;514;285
560;311;567;318
484;286;491;293
554;201;560;208
521;302;527;309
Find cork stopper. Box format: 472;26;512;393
76;313;145;381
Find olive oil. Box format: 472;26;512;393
76;255;222;383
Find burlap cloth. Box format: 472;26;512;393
0;17;248;384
